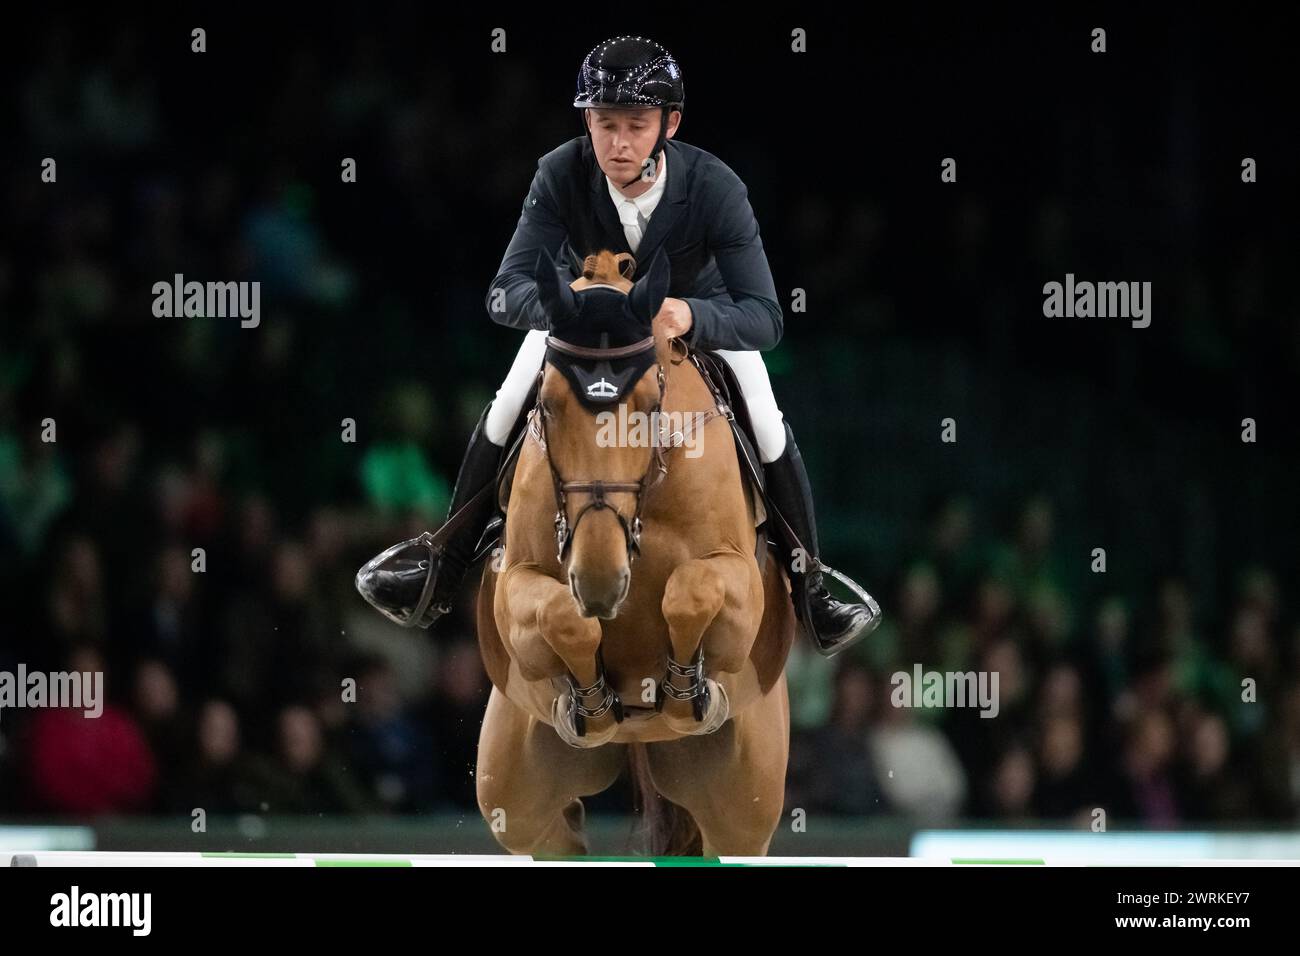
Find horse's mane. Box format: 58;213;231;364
572;250;636;292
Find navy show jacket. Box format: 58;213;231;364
485;135;783;353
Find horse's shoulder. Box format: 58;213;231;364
474;564;514;693
750;555;796;694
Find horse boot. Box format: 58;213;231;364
762;422;882;657
654;646;731;736
355;403;505;629
552;647;626;748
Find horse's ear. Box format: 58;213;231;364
627;247;670;326
534;248;575;324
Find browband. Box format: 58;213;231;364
546;335;656;361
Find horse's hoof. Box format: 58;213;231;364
660;678;730;736
551;694;619;749
693;679;730;735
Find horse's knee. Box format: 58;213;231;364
662;560;727;630
476;785;586;855
475;799;542;854
538;588;601;658
505;620;564;681
664;560;758;671
476;772;539;851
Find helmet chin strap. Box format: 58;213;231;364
580;107;671;191
620;105;670;189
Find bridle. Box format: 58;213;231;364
534;334;669;565
526;329;738;734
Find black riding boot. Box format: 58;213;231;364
356;403;506;629
762;422;881;657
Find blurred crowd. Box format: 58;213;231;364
2;19;1297;827
3;477;1298;828
0;479;491;815
785;494;1300;825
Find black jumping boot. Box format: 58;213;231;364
355;403;506;629
762;422;882;657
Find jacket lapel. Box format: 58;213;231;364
587;139;688;270
632;142;686;273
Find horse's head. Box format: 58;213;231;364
533;246;671;619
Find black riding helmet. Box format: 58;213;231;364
574;36;684;189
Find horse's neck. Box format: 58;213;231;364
655;353;752;521
662;352;715;417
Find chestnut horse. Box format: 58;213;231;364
473;248;795;856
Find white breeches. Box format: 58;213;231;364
483;329;788;462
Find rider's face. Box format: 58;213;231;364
587;107;680;184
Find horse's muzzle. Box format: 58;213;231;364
569;567;631;620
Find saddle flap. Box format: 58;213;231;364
689;349;768;526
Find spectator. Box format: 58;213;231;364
259;705;373;815
349;655;436;811
787;661;885;815
870;672;968;822
166;699;275;814
24;645;157;814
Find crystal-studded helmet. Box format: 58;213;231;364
573;35;684;112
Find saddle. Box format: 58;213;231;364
473;345;771;567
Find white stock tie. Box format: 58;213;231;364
618;200;648;255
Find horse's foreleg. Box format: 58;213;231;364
499;564;621;747
647;673;790;856
496;564;565;682
658;553;761;735
476;686;625;854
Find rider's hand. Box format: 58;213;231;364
654;297;694;339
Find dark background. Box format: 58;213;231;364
0;7;1297;840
